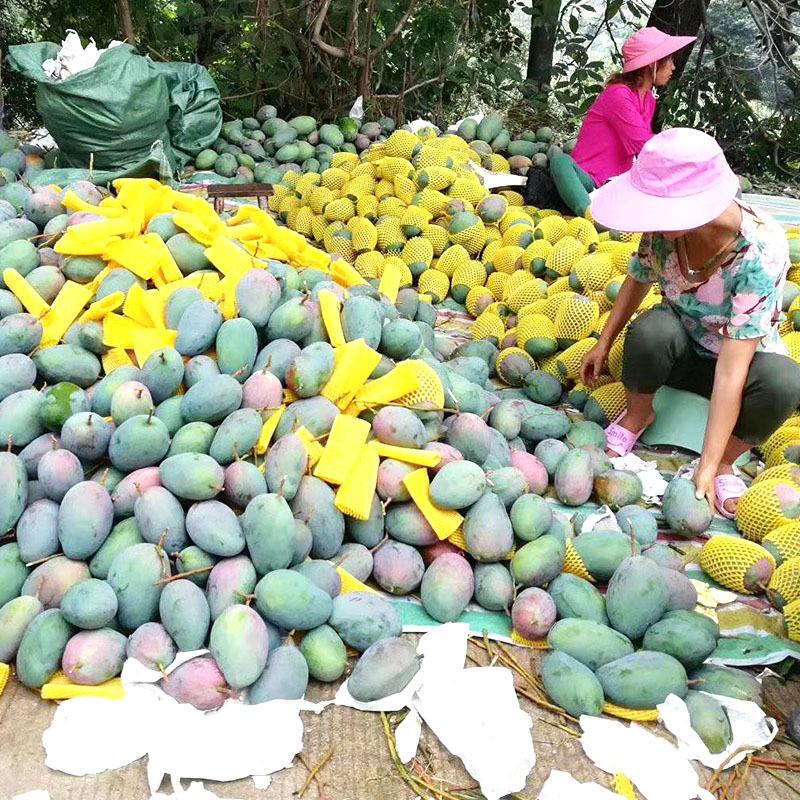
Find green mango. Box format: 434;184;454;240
597;651;688;709
16;609;74;688
606;555;669;640
541;650;604;718
209;604;269;689
107;543;169;630
255;568;333;630
547;617;634;671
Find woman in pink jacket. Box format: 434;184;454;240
550;27;696;217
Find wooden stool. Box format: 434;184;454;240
206;183;274;214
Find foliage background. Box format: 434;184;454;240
1;0;798;182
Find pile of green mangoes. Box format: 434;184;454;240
183;106;571;184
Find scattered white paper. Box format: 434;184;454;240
12;792;52;800
580;505;622;534
348;95;364;120
333;624;534;800
395;708;423;763
120;649;208;688
537;770;624;799
579;716;716;800
610;454;669;505
407;119;439;134
252;774;272;790
470;163;528;189
43;627;536;800
144;697;304;793
415;665;535;800
44;652;306;792
658;692;777;769
43;693;155;776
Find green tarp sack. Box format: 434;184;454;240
6;42;222;182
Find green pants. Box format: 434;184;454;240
622;307;800;445
549;152;596;217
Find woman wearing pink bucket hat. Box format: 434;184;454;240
580;128;800;518
550;27;695;217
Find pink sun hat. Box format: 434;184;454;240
589;128;740;233
622;27;696;72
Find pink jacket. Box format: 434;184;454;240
571;83;656;187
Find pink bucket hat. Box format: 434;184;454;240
589;128;740;233
623;27;696;72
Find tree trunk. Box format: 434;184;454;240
647;0;707;80
526;0;562;89
115;0;136;45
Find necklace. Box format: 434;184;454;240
677;231;741;279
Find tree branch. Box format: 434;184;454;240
369;0;422;58
374;72;446;99
311;0;367;64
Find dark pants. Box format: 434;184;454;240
549;152;597;217
622;306;800;445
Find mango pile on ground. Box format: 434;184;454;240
171;107;563;184
0;124;799;761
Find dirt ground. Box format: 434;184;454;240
1;642;799;800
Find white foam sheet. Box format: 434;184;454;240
658;692;777;770
579;716;716;800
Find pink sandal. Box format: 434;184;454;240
714;474;747;520
605;413;649;457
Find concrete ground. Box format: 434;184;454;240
1;643;799;800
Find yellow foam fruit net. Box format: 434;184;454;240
421;224;449;255
783;331;800;363
699;535;776;594
516;313;556;354
486;271;510;301
607;336;626;381
535;215;568;244
522;239;552;271
449;217;487;257
472;311;505;343
761;426;800;468
502;269;534;298
563;539;596;582
466;285;493;317
556;338;597;380
492;245;525;275
736;478;800;542
572;252;613;291
496;347;536;384
395;360;445;409
566;216;600;248
767;556;800;609
554;295;599;345
402;237;434;271
762;522;800;564
506;281;546;314
347;217;378;253
546;236;586;276
434;243;469;277
541;290;577;321
783;596;800;642
354;251;384;279
451;260;487;293
587;381;627;426
418;269;449;303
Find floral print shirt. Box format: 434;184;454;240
628;202;790;358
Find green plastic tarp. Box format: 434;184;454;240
6;42;221;182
